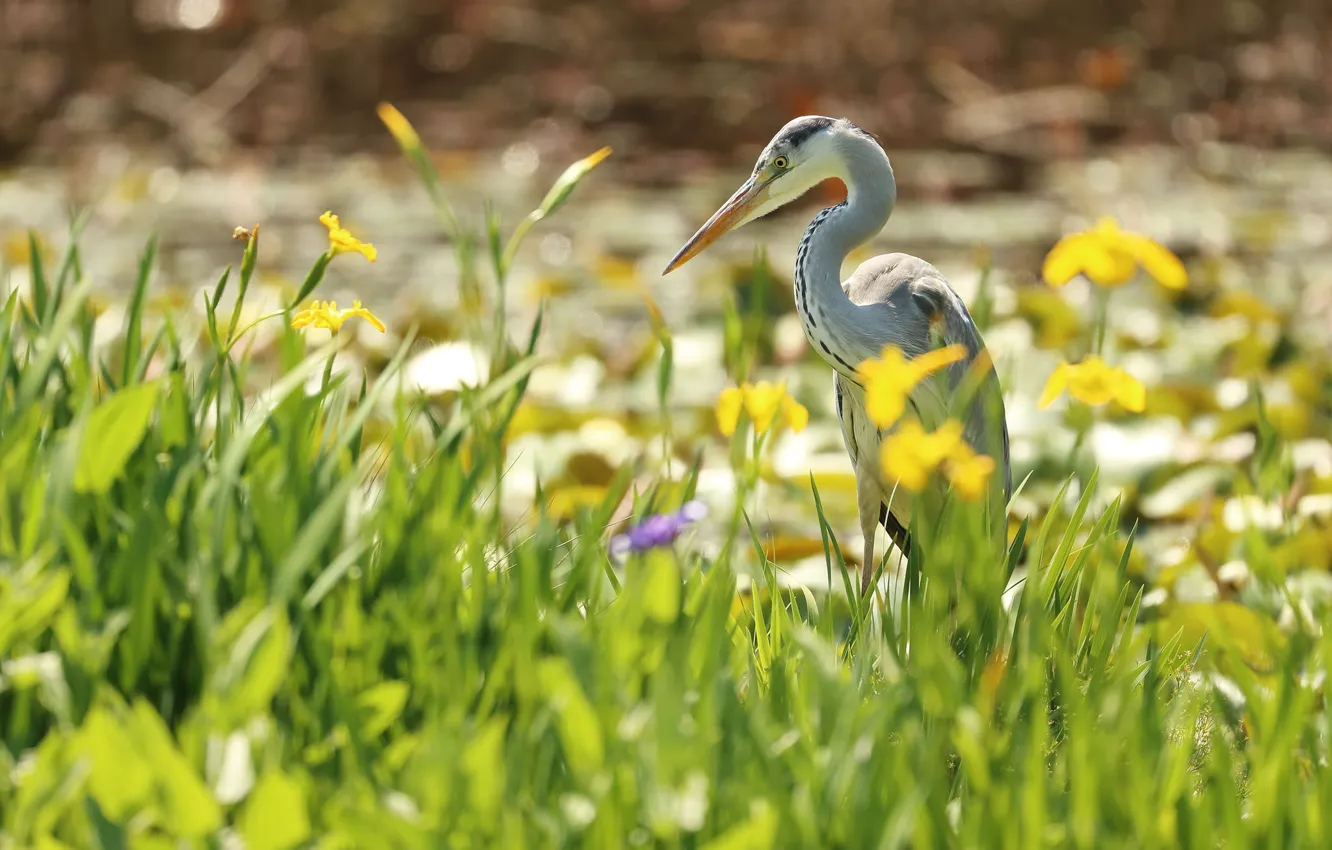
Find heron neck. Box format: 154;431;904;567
795;136;897;381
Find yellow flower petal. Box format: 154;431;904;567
947;445;995;501
859;346;919;429
348;301;387;333
320;211;377;263
909;344;967;379
864;377;910;429
1041;235;1092;287
1113;375;1147;413
1042;231;1134;287
1038;363;1070;409
880;420;965;493
1042;217;1184;289
1121;233;1188;290
744;381;786;435
782;397;809;432
1040;356;1145;412
1210;292;1279;324
716;387;743;437
881;439;930;493
290;298;386;335
922;420;965;462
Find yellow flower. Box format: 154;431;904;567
319;211;377;262
716;381;809;437
857;344;967;428
1210;291;1280;324
880;419;964;493
1038;356;1145;412
1042;217;1187;290
291;300;387;334
2;231;51;267
946;442;996;501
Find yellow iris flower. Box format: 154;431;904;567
1039;356;1145;412
1209;291;1280;325
291;300;386;334
880;419;964;493
857;344;967;428
946;442;996;501
716;381;809;437
319;211;377;262
880;419;996;499
1042;217;1186;290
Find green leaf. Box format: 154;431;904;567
239;770;311;850
291;252;331;307
75;707;154;823
28;231;48;322
121;236;156;385
1157;602;1284;674
357;680;409;738
74;380;161;495
213;605;292;723
126;700;222;837
2;568;69;654
158;373;190;449
537;147;611;219
462;719;508;828
537;658;604;781
702;801;778;850
642;551;681;625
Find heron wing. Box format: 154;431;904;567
842;253;1012;537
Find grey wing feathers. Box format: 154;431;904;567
843;253;1012;501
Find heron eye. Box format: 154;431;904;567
772;156;789;169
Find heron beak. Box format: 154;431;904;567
663;175;771;274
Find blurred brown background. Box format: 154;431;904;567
4;0;1332;184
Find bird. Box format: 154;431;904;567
662;115;1011;592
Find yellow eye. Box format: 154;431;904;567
772;156;789;169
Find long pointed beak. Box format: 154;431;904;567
663;176;770;274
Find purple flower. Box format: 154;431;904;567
609;500;707;561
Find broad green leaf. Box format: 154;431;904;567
127;700;221;837
75;707;153;822
2;568;69;655
701;802;778;850
214;605;292;723
1157;602;1284;673
74;380;161;494
239;770;310;850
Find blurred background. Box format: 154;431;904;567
5;0;1332;166
5;0;1332;277
4;0;1332;571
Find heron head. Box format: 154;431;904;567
663;115;854;274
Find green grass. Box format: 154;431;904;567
1;121;1330;849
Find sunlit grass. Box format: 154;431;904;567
0;105;1330;848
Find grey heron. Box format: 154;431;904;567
663;116;1011;592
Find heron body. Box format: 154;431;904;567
665;115;1011;591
